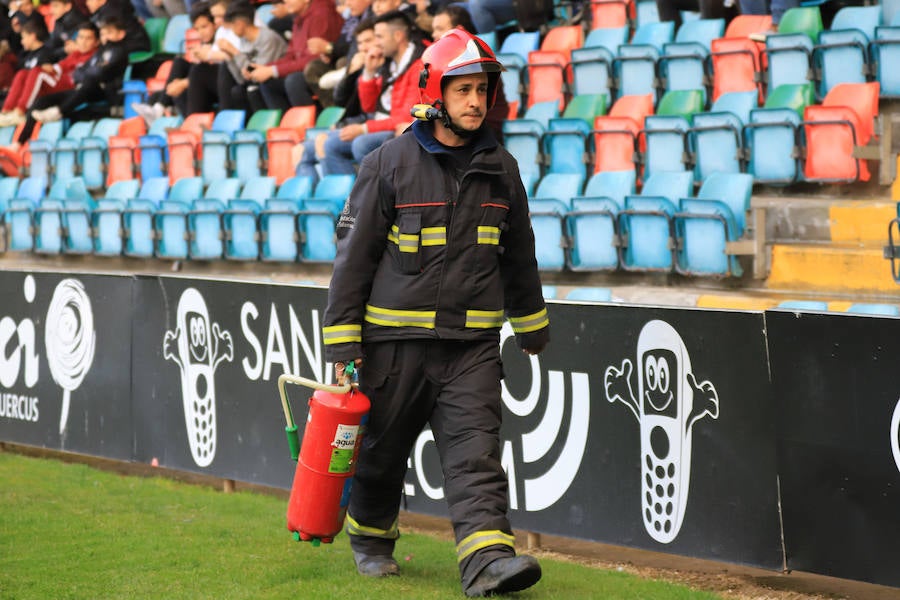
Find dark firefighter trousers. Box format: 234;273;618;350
347;338;516;590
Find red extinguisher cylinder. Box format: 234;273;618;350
285;386;370;544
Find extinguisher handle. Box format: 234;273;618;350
277;374;353;430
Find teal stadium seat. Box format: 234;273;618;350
297;174;356;262
154;176;204;259
124;176;170;257
567;169;636;270
5;176;47;251
223;175;278;260
260;175;315;262
93;179;141;255
189;178;242;259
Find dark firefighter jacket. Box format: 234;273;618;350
323;119;549;363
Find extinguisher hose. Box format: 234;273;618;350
277;374;352;430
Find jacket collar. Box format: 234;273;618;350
411;120;498;158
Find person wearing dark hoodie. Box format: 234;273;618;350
13;16;129;145
85;0;150;54
46;0;90;62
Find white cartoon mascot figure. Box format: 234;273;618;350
163;288;233;467
604;320;719;543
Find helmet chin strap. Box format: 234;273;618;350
439;108;478;140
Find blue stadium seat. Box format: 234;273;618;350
260;175;315;262
529;173;584;271
4;176;47;251
642;89;704;179
565;286;613;302
566;170;636;271
189;178;242;259
812;6;880;98
744;108;801;184
618;171;693;271
674;173;752;276
765;33;815;91
584;26;629;52
27;120;64;183
121;80;147;119
124;176;170;257
93;179;140;256
777;300;828;311
162;14;191;54
51;120;94;185
496;32;541;110
201;110;247;185
541;285;557;299
80;118;122;190
846;303;900;316
223;175;278;260
502;102;559;194
298;174;355;262
635;0;660;26
658;18;725;102
230;109;283;184
155;176;204;259
689;90;757;181
543;118;591;179
476;31;497;51
34;178;91;254
571;29;627;98
137;115;184;181
871;16;900;98
613;22;675;103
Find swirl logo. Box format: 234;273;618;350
45;279;96;435
891;397;900;475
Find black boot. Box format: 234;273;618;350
464;555;542;597
353;551;400;577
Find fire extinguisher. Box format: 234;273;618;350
277;365;370;546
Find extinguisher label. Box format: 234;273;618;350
329;424;359;474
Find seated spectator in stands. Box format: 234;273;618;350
411;0;452;36
0;21;98;126
0;19;55;102
132;1;218;120
46;0;89;62
265;1;294;39
220;0;287;111
300;10;423;176
13;16;129;144
144;0;189;19
86;0;150;54
655;0;736;30
740;0;798;31
466;0;514;33
372;0;427;39
430;4;507;141
249;0;344;112
8;0;47;41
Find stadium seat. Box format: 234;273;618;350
571;42;617;98
566;169;636;270
222;175;277;260
674;173;753;276
503;101;559;194
591;94;654;175
200;110;247;184
93;179;141;256
526;51;569;109
565;286;613;301
230;109;283;184
869;13;900;98
33;177;91;254
167;112;215;183
710;36;764;104
635;0;660;27
846;303;900;316
124;176;169;257
589;0;633;29
145;60;173;96
106;117;147;187
161;14;191;55
265;106;317;185
689;90;757;181
803;82;880;182
777;300;828;311
121;79;147;119
658;18;725;102
618;171;693;271
260;175;315;262
154;176;204;259
613;21;675;103
541;285;558;299
80;118;122;190
297;174;355;262
764;7;822;92
476;31;497;51
50;120;94;185
129;17;168;64
812;6;881;98
188;177;242;260
529;172;584;271
4;176;47;251
496;32;541;110
743;83;814;184
642;89;704;179
544;118;592;180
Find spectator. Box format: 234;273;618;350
7;19;53;76
222;0;286;110
430;4;508;141
265;1;294;39
249;0;344;111
654;0;737;30
9;0;47;41
144;0;189;19
0;21;98;126
466;0;515;33
46;0;90;62
12;16;129;148
132;1;218;120
304;10;424;176
86;0;151;54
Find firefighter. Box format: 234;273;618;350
322;28;549;597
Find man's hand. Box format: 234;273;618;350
362;46;384;79
166;78;189;98
40;64;55;73
217;38;238;57
335;359;363;385
247;64;276;83
307;37;331;55
192;44;212;62
348;50;366;73
338;123;366;142
63;39;78;55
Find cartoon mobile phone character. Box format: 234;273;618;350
604;320;719;544
163;288;233;467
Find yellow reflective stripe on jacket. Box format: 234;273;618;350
465;309;504;329
477;225;501;245
420;226;447;246
322;324;362;345
456;530;515;562
365;304;436;328
508;308;549;333
346;514;400;540
387;225;419;253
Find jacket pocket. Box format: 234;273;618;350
392;211;422;274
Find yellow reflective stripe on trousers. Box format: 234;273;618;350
387;225;419;253
508;307;549;333
346;514;400;540
322;324;362;345
420;226;446;246
477;225;501;245
465;309;504;329
456;530;515;562
365;304;436;328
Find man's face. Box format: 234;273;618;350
85;0;104;14
99;25;125;44
372;0;400;16
20;30;37;50
49;0;70;19
283;0;310;15
431;13;452;41
374;22;400;59
345;0;371;17
356;28;374;54
193;15;217;43
442;72;488;133
75;28;98;53
210;3;226;26
228;18;248;38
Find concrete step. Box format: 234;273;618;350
767;243;898;293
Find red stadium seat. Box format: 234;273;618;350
527;51;569;110
266;106;317;184
146;60;173;96
803;82;880;182
106;117;147;187
540;25;584;61
591;94;654;174
725;14;772;38
589;0;633;29
710;37;763;103
166;112;213;183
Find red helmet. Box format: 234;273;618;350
418;28;503;112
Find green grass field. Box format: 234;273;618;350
0;451;725;600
